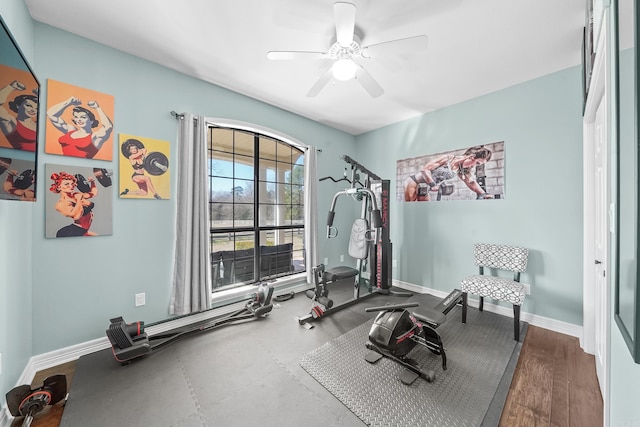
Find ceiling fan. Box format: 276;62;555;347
267;2;429;98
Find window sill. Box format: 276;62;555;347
210;272;308;308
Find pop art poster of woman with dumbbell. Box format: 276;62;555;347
44;79;115;161
0;156;36;201
118;134;170;200
44;163;114;238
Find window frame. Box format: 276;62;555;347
206;118;307;292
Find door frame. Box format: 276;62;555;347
583;12;610;425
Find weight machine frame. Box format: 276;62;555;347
298;155;409;326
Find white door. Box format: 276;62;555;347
593;93;608;395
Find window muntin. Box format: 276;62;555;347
208;127;305;291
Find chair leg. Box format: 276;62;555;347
479;296;484;312
461;292;467;323
513;305;521;341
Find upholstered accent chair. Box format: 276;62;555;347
460;243;529;341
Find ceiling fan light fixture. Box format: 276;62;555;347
332;58;357;81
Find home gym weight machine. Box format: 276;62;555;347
299;155;409;326
106;283;274;363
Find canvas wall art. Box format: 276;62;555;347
0;155;35;201
45;79;115;161
396;141;505;202
0;64;39;152
45;163;114;238
118;134;170;200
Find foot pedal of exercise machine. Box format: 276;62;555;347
300;321;314;330
365;350;383;364
399;369;420;385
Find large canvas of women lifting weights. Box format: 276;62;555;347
45;79;115;161
118;134;170;200
397;141;505;202
44;163;114;238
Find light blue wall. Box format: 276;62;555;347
29;23;355;354
0;0;35;399
355;67;584;325
609;45;640;426
610;331;640;426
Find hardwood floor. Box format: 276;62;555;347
11;325;603;427
499;326;603;426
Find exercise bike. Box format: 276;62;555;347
106;283;274;364
364;289;463;385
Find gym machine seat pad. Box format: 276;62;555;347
323;265;359;283
412;307;446;326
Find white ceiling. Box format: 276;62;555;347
25;0;586;135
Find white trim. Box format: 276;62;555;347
0;408;10;427
582;10;610;427
583;2;609;354
211;273;307;304
395;280;583;339
205;117;308;151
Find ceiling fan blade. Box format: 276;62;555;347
355;65;383;98
267;51;326;60
334;2;356;47
361;35;429;58
306;66;334;97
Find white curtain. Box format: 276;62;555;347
304;147;319;284
170;113;212;315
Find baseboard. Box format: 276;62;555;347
393;280;583;340
0;409;9;427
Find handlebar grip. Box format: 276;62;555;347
327;211;335;227
371;209;383;228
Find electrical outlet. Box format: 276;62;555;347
324;257;329;266
522;283;530;295
340;254;344;262
392;259;397;268
135;292;146;307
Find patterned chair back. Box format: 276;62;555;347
473;243;528;273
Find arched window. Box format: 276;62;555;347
207;125;306;291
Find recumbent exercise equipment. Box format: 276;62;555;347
299;156;410;326
364;289;463;385
106;283;274;363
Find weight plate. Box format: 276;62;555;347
144;151;169;176
121;139;145;159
